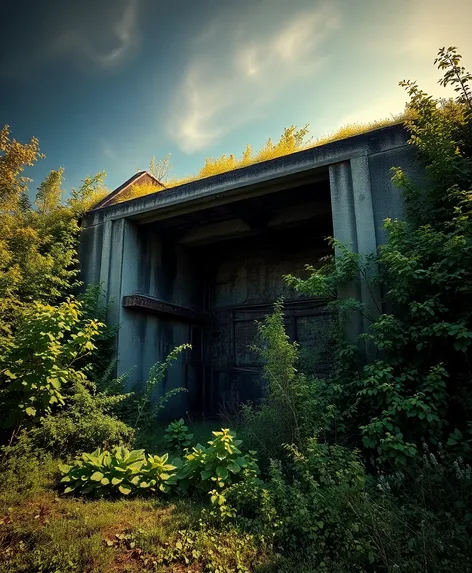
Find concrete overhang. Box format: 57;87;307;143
82;123;408;229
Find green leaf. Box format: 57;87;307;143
201;470;212;480
90;471;104;482
227;462;241;473
118;484;132;495
216;466;229;480
25;407;36;417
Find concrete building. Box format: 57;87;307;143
79;124;418;417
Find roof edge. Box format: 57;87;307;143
94;170;164;210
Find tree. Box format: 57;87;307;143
0;126;108;358
149;153;172;183
0;125;43;211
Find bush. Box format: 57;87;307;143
0;295;134;456
0;299;102;428
59;446;177;497
282;48;472;467
164;418;193;453
28;403;134;457
177;429;259;491
60;428;260;518
241;300;353;465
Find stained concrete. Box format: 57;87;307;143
79;124;420;417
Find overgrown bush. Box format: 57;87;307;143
176;428;259;517
0;296;134;456
241;300;353;464
60;427;260;519
60;446;177;497
165;418;193;453
0;299;102;427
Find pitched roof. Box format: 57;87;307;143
93;170;164;209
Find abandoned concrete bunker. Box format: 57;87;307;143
80;124;417;418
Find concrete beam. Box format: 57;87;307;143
82;124;409;230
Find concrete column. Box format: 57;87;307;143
329;161;358;253
329;158;380;344
113;219;141;386
98;220;113;302
350;155;382;333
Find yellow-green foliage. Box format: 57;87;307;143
311;114;408;147
0;125;109;354
109;118;406;207
113;182;164;204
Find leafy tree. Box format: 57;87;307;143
0;126;108;356
0;125;42;210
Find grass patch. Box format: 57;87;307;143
0;422;272;572
0;458;271;572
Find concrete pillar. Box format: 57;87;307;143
113;220;141;386
98;220;113;301
329;158;381;344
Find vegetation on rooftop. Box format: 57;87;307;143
107;115;408;207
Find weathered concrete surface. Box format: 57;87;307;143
79;124;420;417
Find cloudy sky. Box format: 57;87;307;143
1;0;471;192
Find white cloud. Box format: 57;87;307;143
168;2;341;153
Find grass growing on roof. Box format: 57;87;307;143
106;115;407;207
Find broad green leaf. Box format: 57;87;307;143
227;462;241;473
216;466;229;480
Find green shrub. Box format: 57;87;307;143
177;429;259;491
174;428;260;518
242;301;353;465
282;48;472;466
28;403;134;456
0;299;102;428
60;446;146;496
0;432;58;505
165;418;193;453
139;453;178;494
59;446;178;497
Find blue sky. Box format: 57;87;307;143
1;0;471;194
